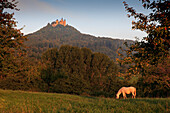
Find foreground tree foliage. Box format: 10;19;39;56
0;0;45;91
41;45;124;97
117;0;170;97
0;0;27;78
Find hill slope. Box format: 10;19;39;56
25;23;133;60
0;89;169;112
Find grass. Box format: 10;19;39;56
0;89;169;113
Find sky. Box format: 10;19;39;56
13;0;151;40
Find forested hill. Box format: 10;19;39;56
25;23;133;60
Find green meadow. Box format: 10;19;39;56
0;89;169;113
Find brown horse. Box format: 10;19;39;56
116;86;136;99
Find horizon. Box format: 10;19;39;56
47;21;136;41
14;0;150;40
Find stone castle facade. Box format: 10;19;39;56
52;18;66;27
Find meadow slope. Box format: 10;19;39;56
0;89;169;113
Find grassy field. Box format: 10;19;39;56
0;89;169;113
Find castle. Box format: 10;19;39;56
52;18;66;27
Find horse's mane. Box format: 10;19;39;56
117;87;124;93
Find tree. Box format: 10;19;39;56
117;0;169;97
0;1;43;91
41;48;60;92
0;0;27;78
41;45;119;96
81;47;92;81
90;52;118;96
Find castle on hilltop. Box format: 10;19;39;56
52;18;66;27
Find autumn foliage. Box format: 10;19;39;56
117;0;170;97
0;0;27;78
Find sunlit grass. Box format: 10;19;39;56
0;89;169;113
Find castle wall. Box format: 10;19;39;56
52;18;66;27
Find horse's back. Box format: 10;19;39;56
119;86;136;91
119;87;126;91
129;87;136;92
121;87;136;93
122;86;136;90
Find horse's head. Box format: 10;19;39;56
116;93;119;99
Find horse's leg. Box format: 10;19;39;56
123;92;126;99
132;92;134;98
132;90;136;98
134;91;136;98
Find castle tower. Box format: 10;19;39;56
63;19;66;26
59;18;64;25
56;19;58;25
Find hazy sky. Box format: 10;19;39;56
14;0;150;40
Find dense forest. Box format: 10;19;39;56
25;24;133;60
0;45;128;97
41;46;122;96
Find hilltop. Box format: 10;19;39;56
25;22;133;60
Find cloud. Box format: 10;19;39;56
17;0;61;14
